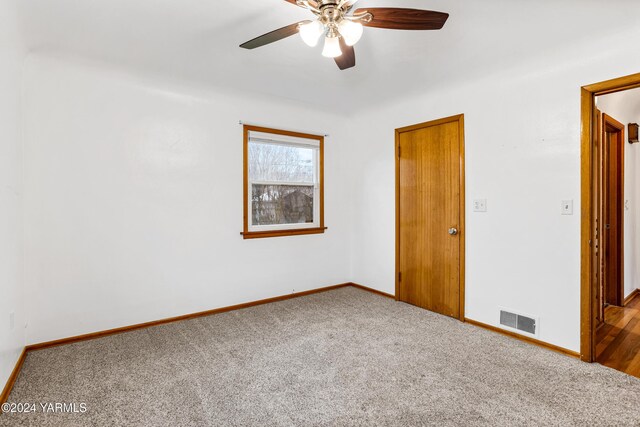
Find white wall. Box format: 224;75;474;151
22;54;353;345
347;25;640;352
596;89;640;299
0;0;25;389
14;2;640;356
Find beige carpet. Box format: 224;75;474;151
2;287;640;426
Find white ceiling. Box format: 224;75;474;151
17;0;640;111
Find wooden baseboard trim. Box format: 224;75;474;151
464;318;580;359
0;348;27;409
26;283;394;353
349;283;395;299
624;289;640;306
3;282;390;401
27;283;355;352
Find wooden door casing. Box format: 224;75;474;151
580;72;640;362
593;108;604;327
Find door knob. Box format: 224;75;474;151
448;227;458;235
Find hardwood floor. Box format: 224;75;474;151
596;291;640;377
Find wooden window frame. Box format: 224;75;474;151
241;124;326;239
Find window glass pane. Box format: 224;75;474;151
249;142;314;183
252;184;314;226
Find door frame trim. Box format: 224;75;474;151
395;114;466;321
580;73;640;362
602;113;625;308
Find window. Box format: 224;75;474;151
242;125;325;239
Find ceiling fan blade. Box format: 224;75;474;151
240;21;310;49
284;0;319;9
338;0;358;9
335;38;355;70
354;8;449;30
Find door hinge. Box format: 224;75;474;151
398;271;402;282
397;145;401;158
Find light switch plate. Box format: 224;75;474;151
473;199;487;212
561;200;573;215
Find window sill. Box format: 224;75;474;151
241;227;327;240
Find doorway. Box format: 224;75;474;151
395;114;465;320
599;113;625;313
593;111;626;328
581;73;640;370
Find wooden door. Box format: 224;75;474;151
396;115;465;319
602;114;625;307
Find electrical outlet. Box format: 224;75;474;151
561;200;573;215
473;199;487;212
9;312;15;331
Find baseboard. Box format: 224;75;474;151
5;282;373;405
464;318;580;359
27;283;358;352
350;282;395;299
2;282;392;400
0;348;27;409
624;289;640;306
26;283;393;352
2;285;581;404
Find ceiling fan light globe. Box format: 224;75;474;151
338;20;363;46
299;20;324;47
321;35;342;58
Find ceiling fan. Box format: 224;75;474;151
239;0;449;70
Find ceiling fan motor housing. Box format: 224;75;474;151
320;2;345;26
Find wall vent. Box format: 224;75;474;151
500;310;537;335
